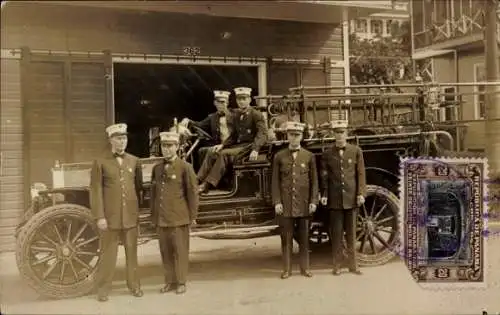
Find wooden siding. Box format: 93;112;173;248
69;63;108;161
26;61;66;185
2;2;343;60
0;2;345;253
268;61;345;126
24;57;109;187
0;58;24;252
431;50;500;151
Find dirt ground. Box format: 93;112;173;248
1;234;499;315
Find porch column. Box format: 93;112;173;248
484;0;500;216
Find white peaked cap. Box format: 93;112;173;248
285;121;306;132
106;123;128;137
214;90;231;100
234;87;252;96
330;119;349;130
159;131;180;143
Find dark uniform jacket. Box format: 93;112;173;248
150;158;199;227
190;110;234;145
272;147;319;217
90;151;142;229
224;107;267;152
320;143;366;210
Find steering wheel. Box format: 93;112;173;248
190;123;213;141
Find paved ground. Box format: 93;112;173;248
1;233;499;315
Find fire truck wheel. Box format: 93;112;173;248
15;204;102;299
356;185;400;267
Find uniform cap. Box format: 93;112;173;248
285;121;306;132
330;119;349;130
234;87;252;96
159;131;180;143
214;90;231;100
106;123;128;137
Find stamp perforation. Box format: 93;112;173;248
398;156;489;290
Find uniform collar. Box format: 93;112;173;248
239;107;250;115
216;110;227;117
289;146;301;152
110;150;126;158
164;156;177;164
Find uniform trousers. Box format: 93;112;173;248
197;147;217;182
280;217;310;272
205;143;251;187
158;225;190;285
97;227;140;295
329;208;358;269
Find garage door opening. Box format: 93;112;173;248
113;63;259;158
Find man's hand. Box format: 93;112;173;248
97;218;108;231
249;150;259;161
357;195;365;206
309;203;317;214
275;204;283;215
210;144;223;153
191;219;197;226
320;196;328;206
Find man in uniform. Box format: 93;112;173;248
90;123;143;302
150;131;199;295
198;86;267;193
181;90;234;182
272;121;319;279
320;119;366;276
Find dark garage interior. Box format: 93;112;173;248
113;63;259;158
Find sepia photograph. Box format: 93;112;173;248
0;1;499;314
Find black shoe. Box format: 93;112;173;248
97;294;109;302
131;288;143;297
280;271;291;279
301;270;313;277
332;268;341;276
160;283;176;294
349;268;362;275
176;284;187;294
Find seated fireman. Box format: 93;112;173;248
198;87;268;193
181;90;234;182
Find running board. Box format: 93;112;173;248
190;224;279;238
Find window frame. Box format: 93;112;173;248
473;62;486;120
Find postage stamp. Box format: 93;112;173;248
399;157;489;289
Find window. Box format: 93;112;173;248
371;20;383;35
443;87;458;121
355;19;368;33
474;63;486;119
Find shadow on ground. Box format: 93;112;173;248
1;240;401;305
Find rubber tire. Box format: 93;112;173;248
357;185;400;267
15;204;101;299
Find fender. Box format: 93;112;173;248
365;167;399;181
365;167;399;191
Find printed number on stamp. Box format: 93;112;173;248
399;157;489;289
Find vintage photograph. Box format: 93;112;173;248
1;1;499;314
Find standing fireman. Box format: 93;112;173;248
320;119;366;275
272;121;319;279
90;123;143;302
151;131;199;295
